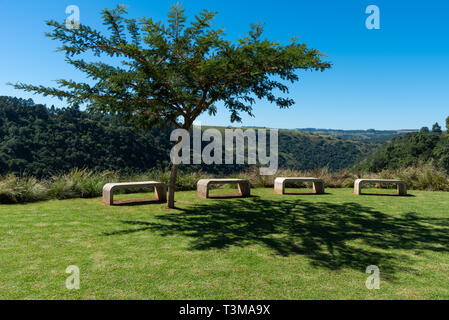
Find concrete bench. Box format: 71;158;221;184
354;179;407;196
102;181;166;205
197;179;250;198
274;177;325;194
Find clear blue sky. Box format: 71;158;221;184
1;0;448;130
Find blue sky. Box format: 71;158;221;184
1;0;448;130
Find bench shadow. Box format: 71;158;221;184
112;198;164;206
281;192;330;195
206;194;258;199
358;193;415;197
103;197;449;278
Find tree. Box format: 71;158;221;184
420;126;430;134
11;4;331;208
432;122;442;134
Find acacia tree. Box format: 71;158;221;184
12;4;331;208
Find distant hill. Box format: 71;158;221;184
277;129;379;171
0;96;173;177
293;128;417;142
0;96;380;177
208;126;380;171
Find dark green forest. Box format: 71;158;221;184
294;128;412;142
0;96;173;177
356;127;449;173
0;96;380;177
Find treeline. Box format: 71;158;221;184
294;128;411;142
356;123;449;173
0;96;173;177
0;96;378;177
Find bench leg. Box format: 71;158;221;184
238;182;251;197
274;181;284;194
154;185;167;202
354;181;362;195
103;190;114;205
197;183;209;198
397;183;407;196
313;182;325;194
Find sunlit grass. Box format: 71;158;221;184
1;188;449;299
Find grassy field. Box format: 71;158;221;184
1;187;449;299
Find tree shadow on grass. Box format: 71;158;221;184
357;193;415;197
103;198;449;278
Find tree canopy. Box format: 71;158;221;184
13;4;330;128
432;122;442;134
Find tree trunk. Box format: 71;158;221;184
166;121;191;209
166;162;179;209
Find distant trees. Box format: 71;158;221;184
420;123;444;134
432;122;443;134
0;96;375;177
446;116;449;133
0;96;172;177
357;128;449;173
420;127;430;134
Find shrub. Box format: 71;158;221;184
0;174;47;203
48;169;118;199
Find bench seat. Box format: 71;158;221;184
197;179;250;198
102;181;166;205
354;179;407;196
274;177;325;194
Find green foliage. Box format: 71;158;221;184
420;126;430;134
432;122;442;134
356;130;449;173
0;96;376;177
396;164;449;191
446;116;449;133
295;128;411;142
277;130;377;171
48;168;118;199
433;134;449;171
0;96;172;177
0;174;47;203
10;4;331;129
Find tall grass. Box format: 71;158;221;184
0;174;47;203
0;164;448;204
48;169;119;199
236;167;357;188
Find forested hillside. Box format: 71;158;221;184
0;96;379;177
0;96;173;177
355;128;449;173
294;128;415;142
277;130;377;170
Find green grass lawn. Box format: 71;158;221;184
1;187;449;299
